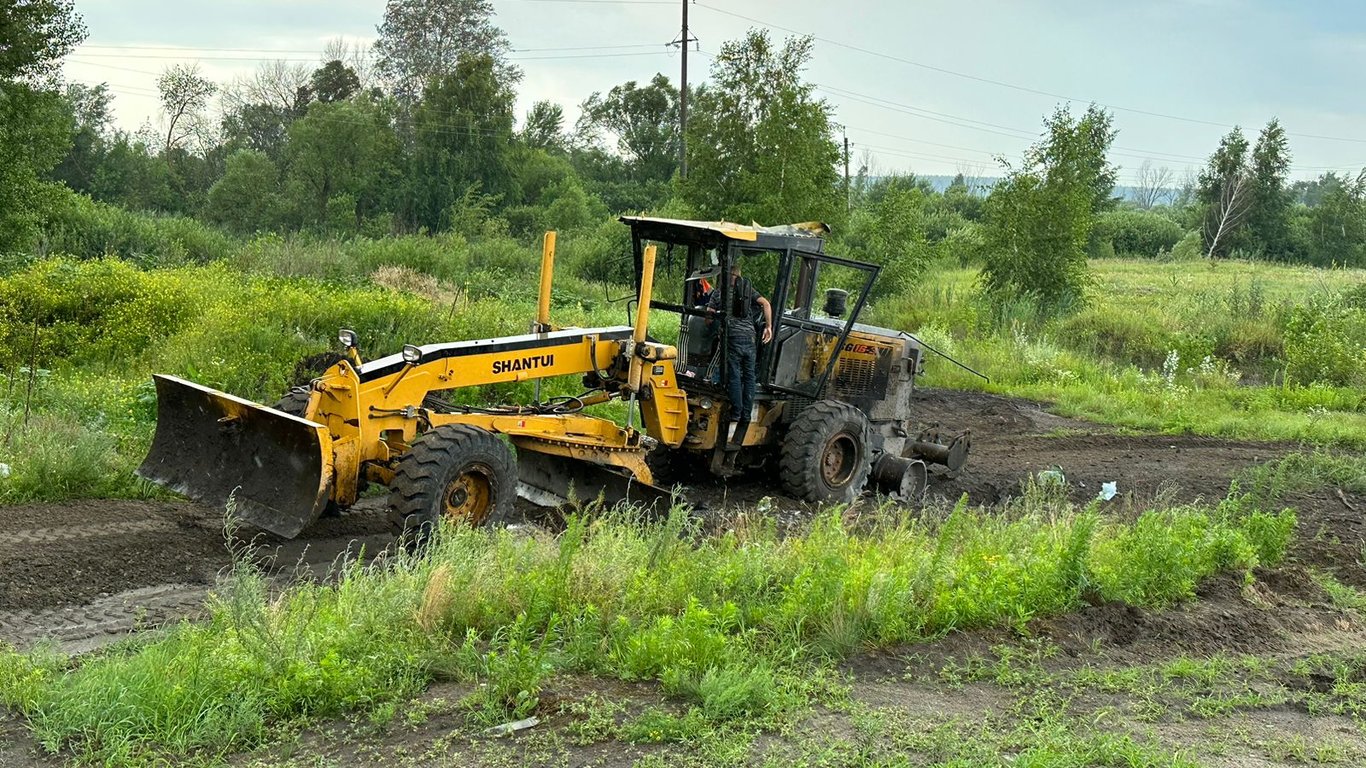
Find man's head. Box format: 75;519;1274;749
730;263;742;279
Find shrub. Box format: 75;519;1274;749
0;408;147;503
1058;306;1174;369
42;191;236;266
1284;290;1366;386
0;258;203;367
1167;229;1203;261
1092;209;1184;258
979;171;1092;314
561;218;634;285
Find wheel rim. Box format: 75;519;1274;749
820;432;859;488
443;465;494;525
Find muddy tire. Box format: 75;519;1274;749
272;388;314;419
779;400;872;504
388;425;517;548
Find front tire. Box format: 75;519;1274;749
779;400;872;504
388;425;517;547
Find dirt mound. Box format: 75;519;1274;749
1034;567;1350;664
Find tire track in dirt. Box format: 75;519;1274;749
0;498;395;652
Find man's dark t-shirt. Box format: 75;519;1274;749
709;276;760;342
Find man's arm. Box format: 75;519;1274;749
757;296;772;344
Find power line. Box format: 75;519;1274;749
693;2;1366;147
80;42;666;55
824;85;1357;173
68;49;673;63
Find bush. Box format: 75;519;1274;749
42;191;236;266
561;218;634;285
1284;289;1366;386
1058;305;1173;369
0;258;202;367
979;171;1092;314
840;182;934;299
1167;229;1203;261
235;232;475;284
1092;209;1184;258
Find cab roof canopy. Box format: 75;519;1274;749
620;216;830;252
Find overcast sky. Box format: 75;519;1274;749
61;0;1366;183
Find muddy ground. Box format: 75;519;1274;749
0;389;1362;766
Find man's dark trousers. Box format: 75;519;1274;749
725;334;757;424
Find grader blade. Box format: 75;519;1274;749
515;449;675;513
136;375;334;539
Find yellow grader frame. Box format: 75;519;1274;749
139;237;687;539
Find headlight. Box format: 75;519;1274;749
402;344;423;364
338;328;357;348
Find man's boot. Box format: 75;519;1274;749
726;419;749;451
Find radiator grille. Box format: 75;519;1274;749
832;358;876;398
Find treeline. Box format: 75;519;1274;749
3;0;1364;282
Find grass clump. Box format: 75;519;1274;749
1;553;428;763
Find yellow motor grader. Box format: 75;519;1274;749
137;217;969;541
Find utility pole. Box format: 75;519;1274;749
843;130;851;211
679;0;690;179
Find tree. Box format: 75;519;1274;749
1305;170;1366;267
285;99;397;231
1246;118;1292;257
404;53;516;231
374;0;516;99
680;30;842;225
1133;160;1175;210
221;102;292;160
207;149;282;233
576;74;680;183
978;106;1115;312
323;37;378;92
51;82;112;194
222;59;311;116
310;60;361;103
1203;170;1252;259
1037;104;1119;214
157;64;216;154
90;132;176;211
520;100;564;151
1197;127;1251;257
0;0;85;250
0;0;85;80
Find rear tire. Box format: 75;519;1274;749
779;400;872;504
388;425;517;548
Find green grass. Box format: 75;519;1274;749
0;482;1295;764
868;257;1366;446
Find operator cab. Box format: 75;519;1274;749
620;216;881;408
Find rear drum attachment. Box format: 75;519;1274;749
779;400;873;504
388;425;517;547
